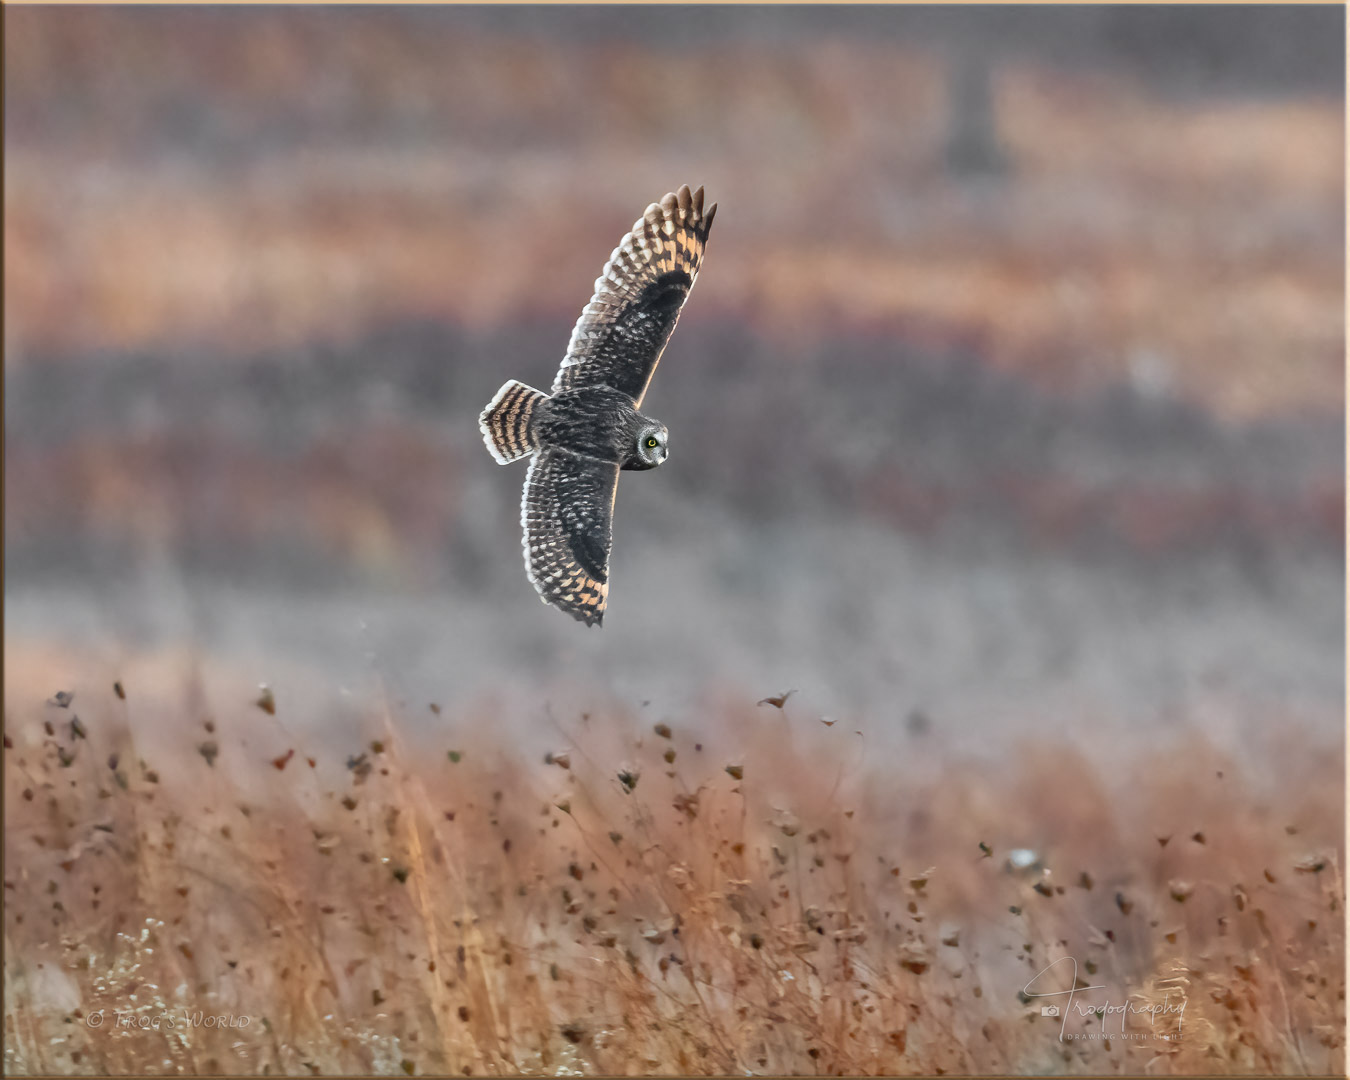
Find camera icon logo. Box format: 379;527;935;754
1041;1005;1060;1017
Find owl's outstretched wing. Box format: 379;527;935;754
552;184;716;407
521;448;620;626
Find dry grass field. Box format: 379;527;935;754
3;649;1343;1076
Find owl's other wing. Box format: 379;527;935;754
521;448;621;626
552;185;716;407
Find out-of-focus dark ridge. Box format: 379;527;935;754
5;319;1342;593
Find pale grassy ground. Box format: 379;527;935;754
3;645;1343;1075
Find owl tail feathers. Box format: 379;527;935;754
480;380;546;464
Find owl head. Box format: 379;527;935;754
626;422;668;470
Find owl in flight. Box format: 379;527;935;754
479;185;716;626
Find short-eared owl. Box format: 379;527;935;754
479;185;716;626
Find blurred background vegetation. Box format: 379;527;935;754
4;4;1344;758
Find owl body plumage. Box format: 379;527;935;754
479;184;716;625
535;386;657;467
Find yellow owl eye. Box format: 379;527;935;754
646;436;658;448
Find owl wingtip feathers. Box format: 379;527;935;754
652;185;716;234
551;593;608;628
543;593;604;627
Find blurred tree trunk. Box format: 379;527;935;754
944;48;1009;181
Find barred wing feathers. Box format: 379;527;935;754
552;184;716;407
520;448;620;626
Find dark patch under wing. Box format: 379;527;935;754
560;270;691;404
520;448;619;626
553;184;715;407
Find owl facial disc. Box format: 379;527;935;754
636;424;668;468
